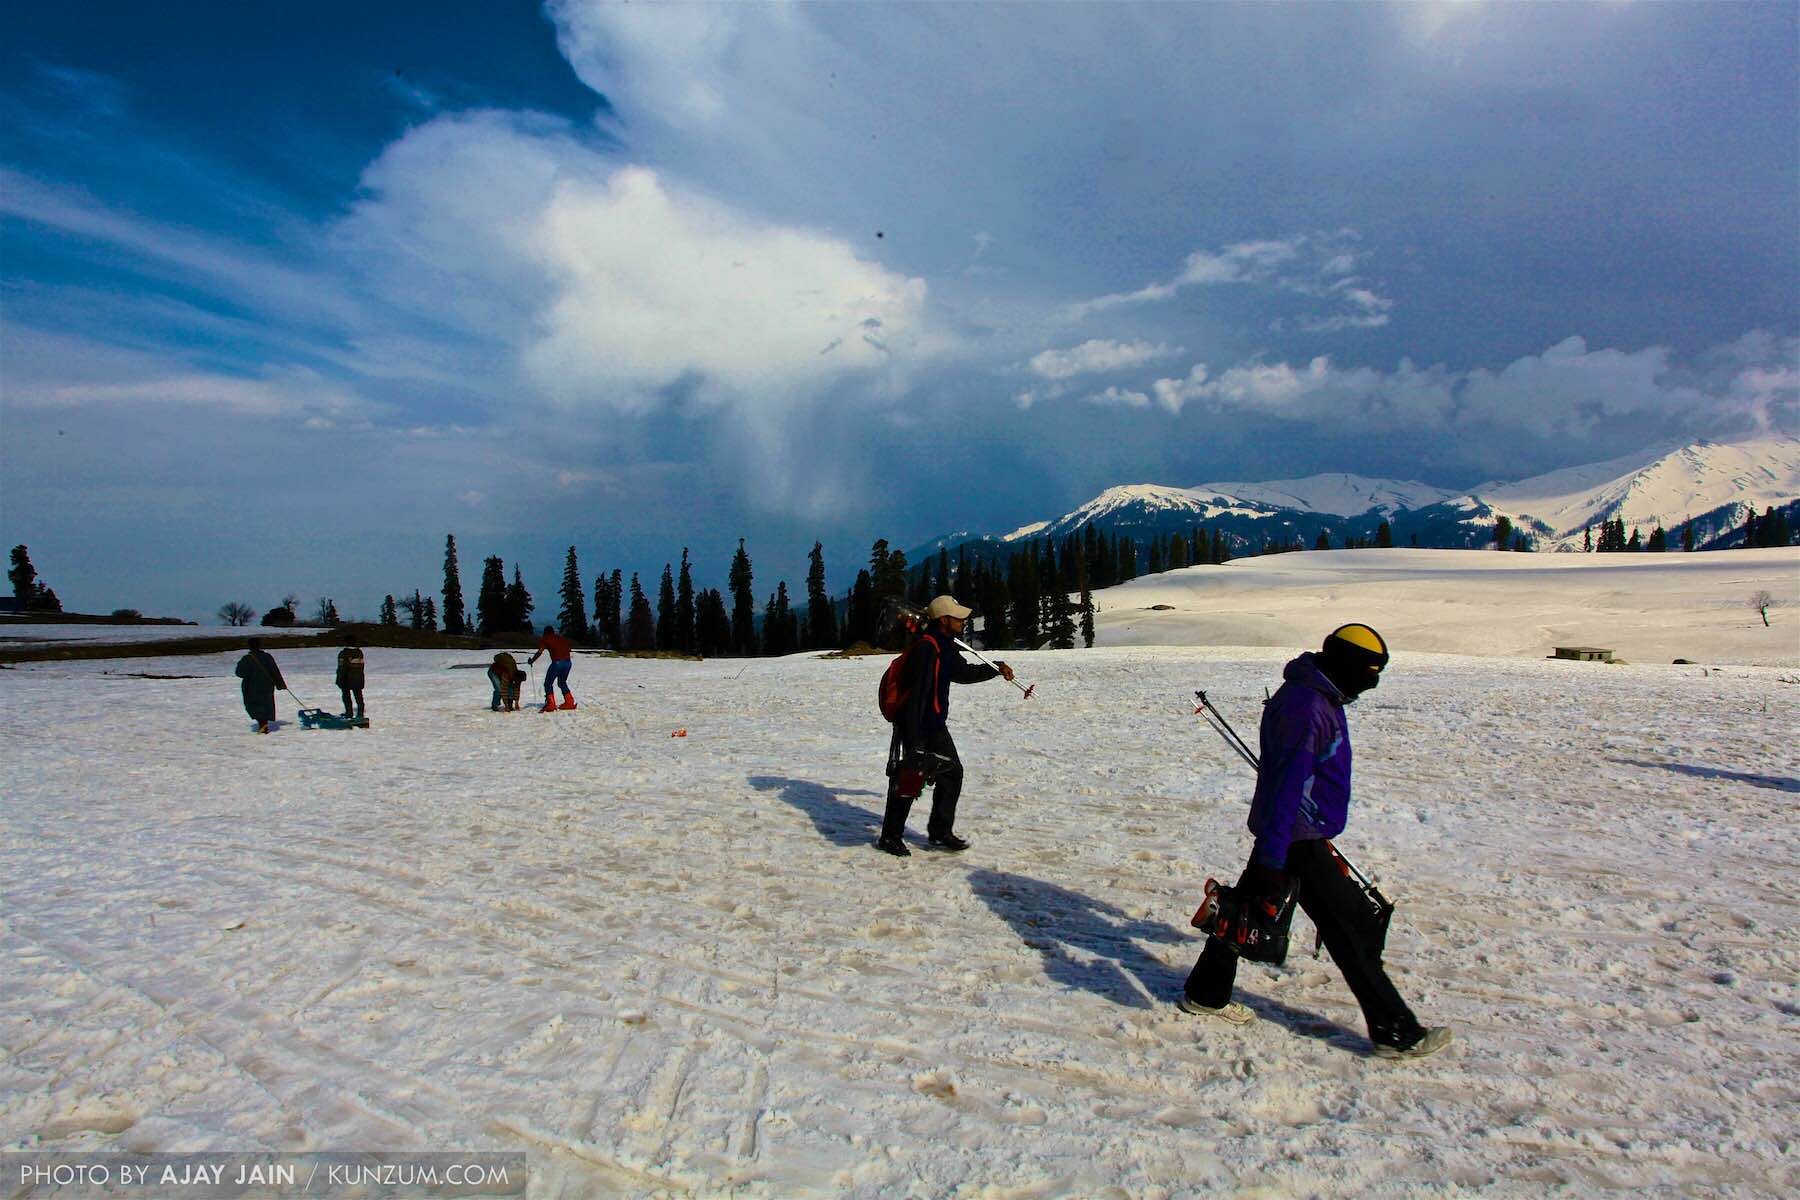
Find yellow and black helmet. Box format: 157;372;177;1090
1323;623;1390;672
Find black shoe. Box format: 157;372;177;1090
875;835;911;857
926;832;969;852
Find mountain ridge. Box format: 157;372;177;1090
917;435;1799;562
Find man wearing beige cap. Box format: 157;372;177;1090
879;594;1015;856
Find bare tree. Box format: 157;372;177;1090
1749;590;1773;627
218;602;256;626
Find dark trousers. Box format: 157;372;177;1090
339;686;364;717
1184;838;1421;1044
881;728;964;841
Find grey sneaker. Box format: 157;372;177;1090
1176;996;1255;1025
1373;1026;1453;1060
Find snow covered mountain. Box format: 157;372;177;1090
1470;436;1800;546
1186;473;1461;518
922;435;1799;561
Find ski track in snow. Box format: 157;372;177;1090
2;646;1796;1198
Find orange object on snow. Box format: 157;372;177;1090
671;728;688;738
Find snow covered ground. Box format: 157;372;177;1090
1095;547;1800;667
3;630;1796;1196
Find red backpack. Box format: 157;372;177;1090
874;636;936;723
878;649;913;722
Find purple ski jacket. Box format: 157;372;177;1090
1247;652;1354;870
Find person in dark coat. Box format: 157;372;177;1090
487;652;523;712
1179;623;1452;1060
877;594;1014;857
335;636;366;719
234;638;287;734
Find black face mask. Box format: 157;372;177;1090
1319;653;1382;700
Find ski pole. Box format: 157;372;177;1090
951;635;1035;699
1194;690;1257;769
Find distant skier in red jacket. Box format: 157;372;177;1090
528;626;576;712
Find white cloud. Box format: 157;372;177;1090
1026;338;1182;381
1141;333;1797;438
525;165;939;411
1071;230;1392;331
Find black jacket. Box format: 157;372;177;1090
898;627;997;749
235;649;286;698
335;647;365;688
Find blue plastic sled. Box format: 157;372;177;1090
297;708;369;730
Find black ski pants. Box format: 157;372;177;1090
339;686;365;718
881;727;964;841
1184;838;1423;1045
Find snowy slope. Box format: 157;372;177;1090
2;641;1796;1197
1091;546;1800;665
1473;436;1800;544
1002;484;1278;542
1189;473;1459;517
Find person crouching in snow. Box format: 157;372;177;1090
1180;623;1452;1060
528;625;576;712
234;637;286;734
877;595;1014;857
336;635;366;720
487;651;523;712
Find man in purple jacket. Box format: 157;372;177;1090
1181;623;1452;1060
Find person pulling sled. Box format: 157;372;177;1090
1182;623;1451;1060
876;595;1015;857
234;638;286;734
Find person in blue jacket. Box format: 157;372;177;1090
877;595;1014;857
1180;623;1451;1060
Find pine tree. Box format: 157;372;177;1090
1494;514;1513;550
1583;525;1593;552
626;573;655;651
1170;533;1190;569
441;535;467;635
1148;538;1164;574
379;594;399;626
1376;520;1393;548
1743;507;1758;548
505;566;532;632
1627;526;1642;552
696;588;732;656
476;556;507;635
846;568;875;647
423;597;438;632
8;546;37;608
1076;543;1095;648
675;549;697;654
321;598;340;625
936;547;951;598
591;572;615;648
1681;521;1694;553
409;589;426;630
655;563;676;650
1647;525;1667;552
805;542;836;649
1315;530;1332;551
558;546;588;641
729;539;757;655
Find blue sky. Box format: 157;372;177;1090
3;1;1796;620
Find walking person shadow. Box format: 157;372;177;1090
968;867;1190;1009
748;776;885;848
